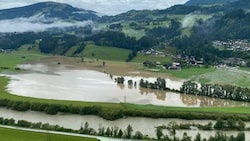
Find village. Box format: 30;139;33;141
140;48;204;70
212;39;250;51
0;48;13;53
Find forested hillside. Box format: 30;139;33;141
185;0;238;6
1;0;250;66
0;2;99;21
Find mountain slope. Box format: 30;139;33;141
0;1;99;21
185;0;239;6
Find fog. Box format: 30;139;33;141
182;13;196;28
0;13;93;33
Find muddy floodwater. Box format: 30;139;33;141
2;63;250;107
0;108;250;139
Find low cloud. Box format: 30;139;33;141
0;14;93;33
182;13;196;28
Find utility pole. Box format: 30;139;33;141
81;52;84;62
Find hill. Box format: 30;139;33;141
1;0;250;66
185;0;238;6
0;1;99;21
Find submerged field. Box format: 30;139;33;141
1;52;250;119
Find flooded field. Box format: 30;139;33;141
3;60;250;107
0;108;249;139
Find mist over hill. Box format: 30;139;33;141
0;2;99;33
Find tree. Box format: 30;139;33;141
182;132;192;141
98;126;105;136
134;131;143;139
234;132;245;141
105;127;111;137
156;127;164;140
168;121;177;140
113;126;119;137
125;124;133;139
214;119;225;130
128;80;133;85
102;61;106;67
80;122;90;134
194;133;202;141
118;129;123;138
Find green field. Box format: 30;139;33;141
0;127;97;141
65;45;78;57
123;103;250;114
0;53;46;68
16;43;41;54
132;53;172;63
83;43;131;61
165;67;216;79
191;67;250;87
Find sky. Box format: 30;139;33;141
0;0;189;15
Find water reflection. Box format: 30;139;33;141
2;63;250;107
139;87;166;101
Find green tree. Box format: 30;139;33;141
195;133;202;141
118;129;123;138
125;124;133;139
156;127;164;140
134;131;143;139
214;119;225;130
182;132;192;141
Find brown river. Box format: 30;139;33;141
0;108;250;139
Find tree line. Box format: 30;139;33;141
155;120;245;141
0;116;245;141
139;78;168;90
180;81;250;102
1;98;250;121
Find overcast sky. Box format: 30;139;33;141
0;0;189;15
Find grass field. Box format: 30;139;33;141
122;28;145;40
192;67;250;87
132;53;172;64
123;103;250;114
17;44;41;54
65;45;78;57
0;53;47;68
0;127;97;141
165;67;216;79
240;67;250;72
83;43;131;61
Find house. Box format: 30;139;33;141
0;48;4;53
168;62;181;70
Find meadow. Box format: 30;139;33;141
82;43;131;61
0;127;97;141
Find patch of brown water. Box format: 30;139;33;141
27;56;180;80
